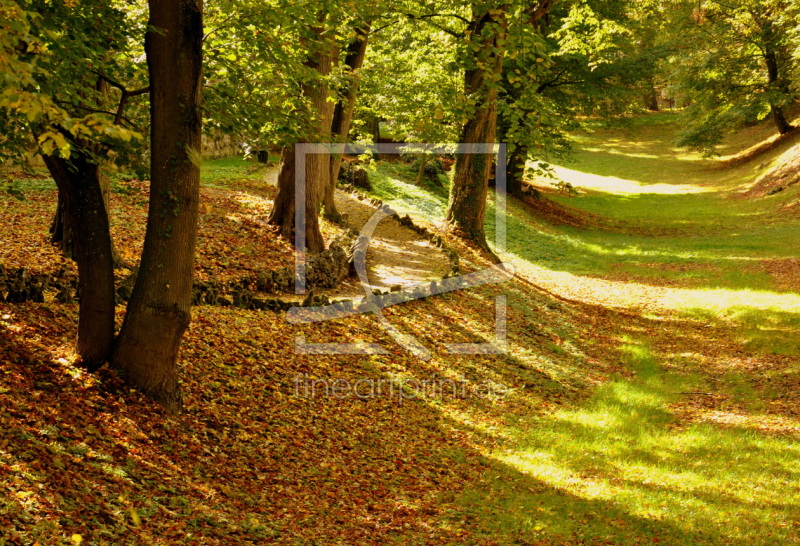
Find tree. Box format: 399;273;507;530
111;0;204;413
445;4;508;252
324;22;371;222
356;13;462;178
0;0;146;368
267;22;336;254
668;0;798;151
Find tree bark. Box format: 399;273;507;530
42;152;116;369
267;27;334;254
50;168;128;268
764;50;793;135
446;9;507;250
414;154;431;186
324;23;370;222
506;145;526;197
49;194;74;259
112;0;203;414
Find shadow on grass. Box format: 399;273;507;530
453;336;800;544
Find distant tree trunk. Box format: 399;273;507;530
644;84;659;111
42;152;115;369
506;146;527;197
498;0;549;201
49;194;73;258
324;23;370;223
446;9;507;251
268;28;335;254
414;155;431;186
764;50;793;135
112;0;203;414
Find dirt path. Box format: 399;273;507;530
263;167;450;293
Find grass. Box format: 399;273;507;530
200;156;276;189
363;160;449;221
484;113;800;293
357;112;800;543
456;336;800;544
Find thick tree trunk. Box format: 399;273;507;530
268;28;334;254
42;152;116;369
771;105;792;135
269;146;296;240
324;24;370;222
446;10;507;250
112;0;203;414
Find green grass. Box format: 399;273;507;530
457;339;800;544
359;113;800;543
483;114;800;292
364;161;449;220
200;156;277;188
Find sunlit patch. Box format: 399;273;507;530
552;166;713;195
511;258;800;317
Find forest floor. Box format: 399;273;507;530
2;112;800;545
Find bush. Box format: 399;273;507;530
338;161;371;190
409;155;445;186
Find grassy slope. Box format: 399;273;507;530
1;121;800;545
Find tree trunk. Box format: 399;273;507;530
644;85;659;111
367;115;381;160
324;23;370;222
771;105;792;135
446;10;507;251
112;0;203;414
506;146;527;198
414;155;431;186
268;28;334;254
765;50;793;135
42;152;116;369
50;167;128;268
49;194;74;259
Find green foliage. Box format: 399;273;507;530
667;0;800;152
356;12;462;144
0;0;147;165
204;0;381;148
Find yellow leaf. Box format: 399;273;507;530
71;535;83;545
129;506;142;527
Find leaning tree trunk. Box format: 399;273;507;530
42;152;116;369
446;10;507;251
324;23;370;222
111;0;203;414
268;29;335;254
